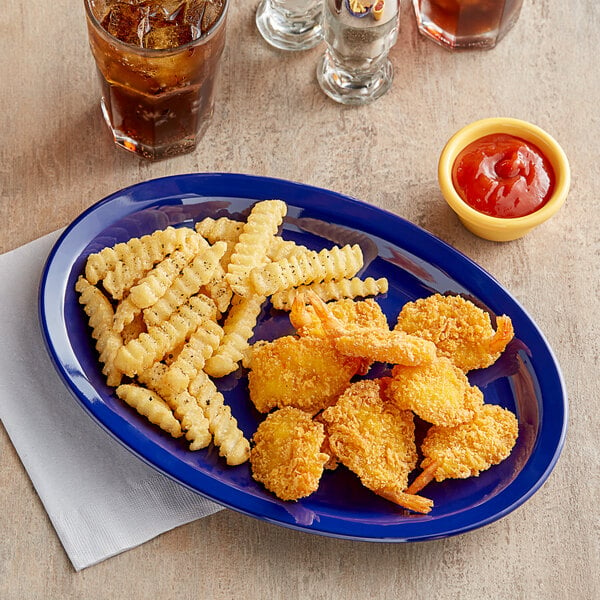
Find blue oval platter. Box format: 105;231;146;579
39;173;567;542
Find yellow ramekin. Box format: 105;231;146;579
438;117;571;242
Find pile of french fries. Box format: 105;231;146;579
76;199;388;466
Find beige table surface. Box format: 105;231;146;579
1;1;599;598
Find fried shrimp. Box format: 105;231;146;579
406;404;519;495
304;291;437;367
290;296;388;338
247;335;363;414
250;407;330;501
322;380;433;514
383;357;484;427
394;293;514;372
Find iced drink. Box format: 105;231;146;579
84;0;228;160
412;0;523;50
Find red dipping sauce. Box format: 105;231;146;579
452;133;555;218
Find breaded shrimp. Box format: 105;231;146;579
406;404;519;495
322;379;433;514
304;291;437;367
250;407;330;501
383;357;484;427
247;335;362;414
290;296;388;338
394;293;514;372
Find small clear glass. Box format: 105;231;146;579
412;0;523;50
256;0;324;51
317;0;399;105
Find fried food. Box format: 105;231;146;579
249;244;364;297
383;357;484;427
407;404;519;495
75;276;124;387
394;293;514;372
189;372;251;466
304;291;437;367
247;335;363;415
271;276;388;311
204;293;266;378
116;384;183;438
250;407;330;501
321;380;433;514
225;199;287;297
290;296;389;338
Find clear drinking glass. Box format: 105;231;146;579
255;0;324;51
317;0;399;105
412;0;523;50
84;0;228;160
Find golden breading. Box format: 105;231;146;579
394;293;514;372
334;329;437;367
407;404;519;495
290;297;389;338
271;276;388;311
250;407;330;501
247;335;362;415
302;291;437;367
384;357;484;427
321;380;432;514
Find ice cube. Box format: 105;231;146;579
101;2;150;46
200;0;225;34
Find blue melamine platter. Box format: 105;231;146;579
39;173;567;542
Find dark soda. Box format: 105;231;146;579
85;0;227;159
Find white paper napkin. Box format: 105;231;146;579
0;231;223;571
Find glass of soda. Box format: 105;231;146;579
255;0;323;51
316;0;399;105
84;0;228;160
412;0;523;50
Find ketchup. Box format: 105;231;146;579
452;133;555;218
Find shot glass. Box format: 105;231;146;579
317;0;399;105
412;0;523;50
84;0;228;160
255;0;323;51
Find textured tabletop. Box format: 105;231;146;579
1;1;598;598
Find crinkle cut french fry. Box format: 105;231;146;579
95;227;200;300
114;238;208;332
75;276;123;387
169;390;213;451
142;241;226;328
158;319;224;396
189;371;250;465
116;384;183;438
270;276;389;311
195;217;244;243
136;363;212;450
114;295;216;377
225;200;287;296
266;239;311;262
249;244;364;298
204;293;266;378
127;234;207;309
200;263;233;314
